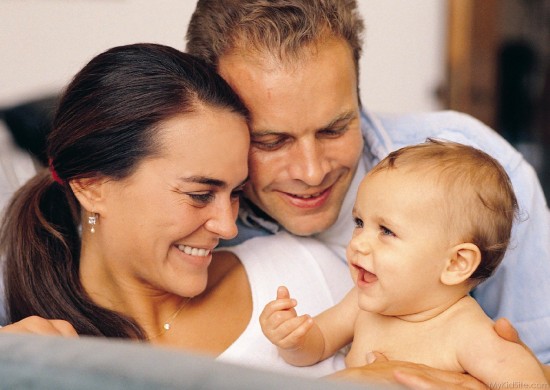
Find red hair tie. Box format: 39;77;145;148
48;159;64;185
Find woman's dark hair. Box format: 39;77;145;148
0;43;248;338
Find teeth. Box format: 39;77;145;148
177;245;211;257
292;191;323;199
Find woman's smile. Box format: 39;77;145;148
176;244;212;257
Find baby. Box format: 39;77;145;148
260;139;547;387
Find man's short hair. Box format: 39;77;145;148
186;0;364;77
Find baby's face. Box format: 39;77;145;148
346;168;455;317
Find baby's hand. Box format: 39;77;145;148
260;286;314;351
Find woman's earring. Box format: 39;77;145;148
88;213;98;233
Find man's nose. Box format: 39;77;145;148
287;139;330;186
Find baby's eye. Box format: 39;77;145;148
353;217;364;229
380;225;396;237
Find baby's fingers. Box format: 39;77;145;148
276;315;314;350
277;286;290;300
260;308;297;341
260;297;297;322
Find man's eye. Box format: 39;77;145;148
319;127;347;138
251;136;287;151
353;217;364;228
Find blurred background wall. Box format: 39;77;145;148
0;0;446;113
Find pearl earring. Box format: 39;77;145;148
88;213;97;233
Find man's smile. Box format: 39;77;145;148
277;186;333;209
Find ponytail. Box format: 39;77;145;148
1;170;145;338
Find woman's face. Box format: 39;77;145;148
93;105;249;298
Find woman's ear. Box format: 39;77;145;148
440;243;481;286
69;177;108;214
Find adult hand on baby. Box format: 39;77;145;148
330;318;549;389
0;316;78;337
494;318;550;383
259;286;313;350
329;352;487;389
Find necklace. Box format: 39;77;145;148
147;297;192;340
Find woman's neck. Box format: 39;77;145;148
79;241;252;353
79;239;186;338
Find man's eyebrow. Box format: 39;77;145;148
322;111;357;130
250;129;284;137
251;111;357;136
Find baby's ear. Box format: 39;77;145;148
440;243;481;286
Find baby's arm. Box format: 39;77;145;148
458;322;547;388
260;286;358;367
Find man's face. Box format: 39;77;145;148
218;38;364;236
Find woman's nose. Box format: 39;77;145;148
205;198;239;239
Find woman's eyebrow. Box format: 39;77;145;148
178;176;249;189
178;176;226;188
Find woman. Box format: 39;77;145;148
1;43;249;342
0;43;348;378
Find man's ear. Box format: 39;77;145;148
440;243;481;286
69;177;108;214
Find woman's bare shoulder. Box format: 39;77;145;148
207;250;246;290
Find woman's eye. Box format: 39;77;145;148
189;193;214;203
230;188;243;201
353;217;363;229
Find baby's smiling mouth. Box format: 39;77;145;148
354;264;378;284
360;269;378;283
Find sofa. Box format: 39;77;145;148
0;333;382;389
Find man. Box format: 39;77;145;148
185;0;550;371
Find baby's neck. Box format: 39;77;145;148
394;293;471;323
